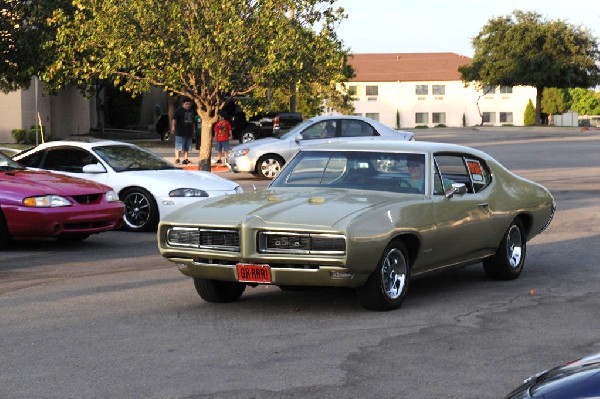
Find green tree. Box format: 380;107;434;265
542;87;571;124
524;99;535;126
0;0;73;92
459;10;600;125
42;0;350;170
568;88;600;115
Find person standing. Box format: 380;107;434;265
213;114;232;164
170;97;196;164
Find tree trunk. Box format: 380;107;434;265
535;87;543;125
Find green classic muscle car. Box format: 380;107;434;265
158;140;555;311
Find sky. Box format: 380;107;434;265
335;0;600;57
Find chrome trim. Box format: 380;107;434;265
166;227;240;251
258;231;346;255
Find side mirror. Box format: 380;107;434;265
82;163;106;174
294;134;303;143
445;182;467;198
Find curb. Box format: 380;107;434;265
174;163;230;173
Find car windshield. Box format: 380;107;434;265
93;145;176;172
0;151;26;171
271;150;426;194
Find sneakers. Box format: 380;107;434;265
182;159;191;165
175;159;180;164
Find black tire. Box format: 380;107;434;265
483;219;526;280
193;277;246;303
0;211;10;250
120;187;159;232
256;154;285;180
357;241;410;311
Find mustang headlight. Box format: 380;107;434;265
23;195;72;207
169;188;209;198
105;190;119;202
231;148;250;157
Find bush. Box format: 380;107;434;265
11;129;26;143
414;125;429;129
434;124;447;128
524;99;536;126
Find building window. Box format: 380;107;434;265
432;85;445;95
432;112;446;124
500;86;512;94
415;113;429;124
415;85;428;95
365;85;378;96
348;85;357;96
483;85;496;95
365;113;380;121
482;112;496;124
500;112;513;123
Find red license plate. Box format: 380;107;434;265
236;263;272;283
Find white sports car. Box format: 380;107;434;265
13;139;242;231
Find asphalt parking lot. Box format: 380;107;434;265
1;126;600;398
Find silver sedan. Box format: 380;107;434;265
227;115;414;179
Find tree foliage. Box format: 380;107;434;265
541;88;570;116
42;0;350;170
0;0;73;92
568;88;600;115
459;10;600;125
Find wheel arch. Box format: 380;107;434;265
514;213;533;239
389;233;420;266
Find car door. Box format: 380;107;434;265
339;119;379;140
40;147;110;186
426;153;495;267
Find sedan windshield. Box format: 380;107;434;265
271;150;426;194
93;145;176;172
0;151;26;171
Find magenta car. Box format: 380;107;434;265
0;151;124;247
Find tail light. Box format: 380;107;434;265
273;116;280;129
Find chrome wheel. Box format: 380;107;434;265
242;131;256;142
257;156;284;179
381;248;408;300
121;188;159;231
506;224;523;268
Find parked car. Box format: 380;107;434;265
0;151;123;247
13;139;242;232
158;140;555;310
227;115;415;179
506;353;600;398
233;111;304;143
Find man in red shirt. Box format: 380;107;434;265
213;114;232;164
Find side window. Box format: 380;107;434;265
43;148;96;173
17;150;45;168
340;120;376;137
302;121;337;140
433;154;491;194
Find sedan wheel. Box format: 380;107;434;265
257;155;284;179
358;242;410;311
120;188;159;232
193;277;246;302
483;219;526;280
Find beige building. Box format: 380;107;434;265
345;53;537;128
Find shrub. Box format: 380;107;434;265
434;124;447;128
11;129;26;143
414;125;429;129
524;99;536;126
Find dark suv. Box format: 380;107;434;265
232;111;303;143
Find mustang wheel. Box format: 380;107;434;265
257;155;284;179
483;219;526;280
120;188;159;232
358;241;410;311
193;277;246;302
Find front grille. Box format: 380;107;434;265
72;193;103;205
167;227;239;251
258;231;345;255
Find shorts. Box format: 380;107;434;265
216;140;230;152
175;135;192;152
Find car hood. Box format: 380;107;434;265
2;169;109;196
164;188;406;229
120;169;240;193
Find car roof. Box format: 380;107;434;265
299;139;490;158
21;139;136;150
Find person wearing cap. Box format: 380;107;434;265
171;97;196;165
406;155;425;193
